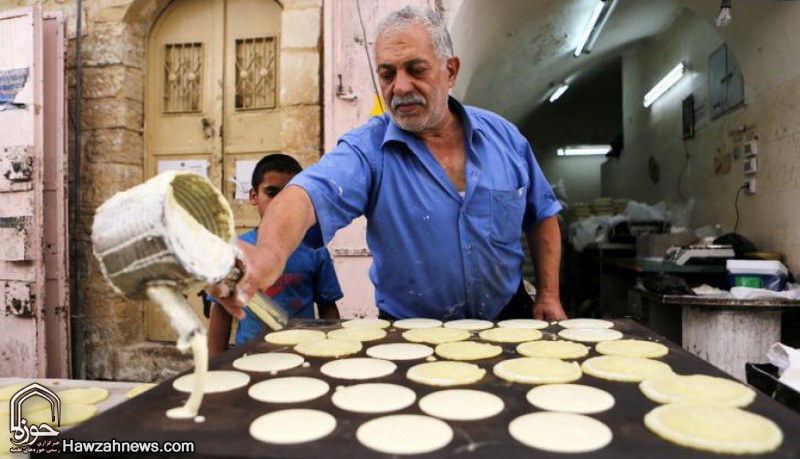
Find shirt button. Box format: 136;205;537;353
465;244;473;250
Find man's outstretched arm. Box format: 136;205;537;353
526;216;567;320
212;186;317;319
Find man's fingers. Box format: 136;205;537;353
207;282;230;299
218;296;246;320
207;282;245;319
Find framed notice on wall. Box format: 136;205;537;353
682;95;695;140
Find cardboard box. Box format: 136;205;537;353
636;233;697;258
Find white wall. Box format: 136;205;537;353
603;3;800;273
544;156;605;203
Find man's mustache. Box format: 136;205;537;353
391;93;427;110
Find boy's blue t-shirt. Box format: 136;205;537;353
234;228;343;345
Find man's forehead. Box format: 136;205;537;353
375;23;436;57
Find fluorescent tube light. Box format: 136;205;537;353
574;1;606;57
643;62;687;107
557;145;612;156
549;83;570;103
585;0;618;53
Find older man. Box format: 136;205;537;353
223;6;566;321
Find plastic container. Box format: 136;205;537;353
726;259;788;291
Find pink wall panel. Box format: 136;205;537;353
0;7;46;378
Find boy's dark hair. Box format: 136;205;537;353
251;153;303;190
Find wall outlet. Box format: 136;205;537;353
744;156;757;175
744;178;756;194
744;140;758;157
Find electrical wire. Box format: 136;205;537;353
355;0;385;112
733;185;746;233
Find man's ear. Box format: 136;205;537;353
446;56;460;88
248;188;257;206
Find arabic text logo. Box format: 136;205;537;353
8;383;61;448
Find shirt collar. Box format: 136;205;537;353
380;96;483;149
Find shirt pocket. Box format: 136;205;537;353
490;187;527;243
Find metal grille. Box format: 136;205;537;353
235;36;277;110
163;42;203;113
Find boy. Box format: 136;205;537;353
208;154;343;357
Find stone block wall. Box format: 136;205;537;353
0;0;324;381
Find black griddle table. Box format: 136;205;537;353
60;319;800;458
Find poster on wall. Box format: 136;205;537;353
157;159;209;178
234;160;258;200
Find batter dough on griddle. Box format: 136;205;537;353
0;384;26;402
434;341;502;360
327;327;387;342
558;318;614;329
596;339;668;358
406;361;486;386
479;327;542;343
57;387;109;405
27;403;98;427
232;352;305;373
173;370;250;394
526;384;615;414
126;383;156;399
332;383;416;413
402;327;470;345
582;355;673;382
644;404;782;454
558;328;623;342
443;319;494;330
265;329;326;345
516;340;589;359
294;338;362;358
248;377;329;403
418;389;504;421
497;318;548;329
493;357;582;384
357;414;453;455
393;318;442;329
366;343;434;361
509;412;612;453
341;318;391;329
640;374;755;407
320;358;397;380
250;409;336;445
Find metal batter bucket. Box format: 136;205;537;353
92;170;236;300
92;170;288;335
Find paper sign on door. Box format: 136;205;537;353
157;159;209;178
234;160;258;200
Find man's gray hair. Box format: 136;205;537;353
376;6;454;60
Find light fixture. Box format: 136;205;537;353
643;62;687;108
585;0;618;53
715;0;732;27
549;83;570;103
574;1;606;57
557;145;612;156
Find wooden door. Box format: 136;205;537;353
0;6;46;377
42;11;70;378
322;0;434;318
223;0;282;230
145;0;281;341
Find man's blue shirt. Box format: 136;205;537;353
234;228;343;345
290;97;561;320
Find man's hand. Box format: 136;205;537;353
207;240;286;320
532;295;567;321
